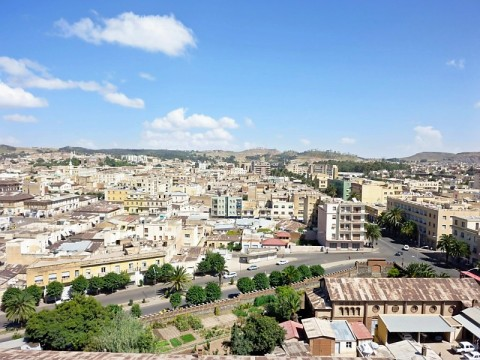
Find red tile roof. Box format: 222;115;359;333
348;321;373;340
280;320;304;340
262;238;288;247
276;231;291;238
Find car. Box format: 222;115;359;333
455;342;476;354
247;264;258;271
399;332;413;341
462;351;480;360
276;259;289;265
223;271;238;279
403;245;410;251
228;292;241;299
395;251;403;256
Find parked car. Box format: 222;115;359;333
399;332;413;341
395;251;403;256
403;245;410;251
223;271;238;279
455;342;476;354
247;264;258;271
228;292;240;299
462;351;480;360
276;259;289;265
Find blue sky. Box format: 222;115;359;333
0;1;479;158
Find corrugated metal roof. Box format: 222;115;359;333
380;314;454;333
348;321;373;340
453;313;480;338
325;277;480;302
462;306;480;324
330;320;355;341
301;318;335;339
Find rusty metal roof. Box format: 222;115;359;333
325;277;480;302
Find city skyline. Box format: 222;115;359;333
1;1;479;158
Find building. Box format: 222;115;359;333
0;180;21;193
211;196;242;218
350;179;403;205
451;216;480;265
327;179;351;200
317;201;366;250
251;161;271;176
308;164;338;179
123;193;172;218
387;195;480;248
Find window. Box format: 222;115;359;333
61;271;70;279
142;262;147;268
75;270;79;277
346;342;352;348
129;263;134;270
101;267;106;273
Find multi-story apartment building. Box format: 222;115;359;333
308;164;338;179
317;201;366;250
105;188;130;203
251;161;271;176
404;179;441;193
386;196;480;248
211;196;242;218
0;180;21;193
270;199;294;220
350;179;403;205
328;179;351;200
304;193;323;227
123;193;172;218
451;215;480;265
24;194;80;217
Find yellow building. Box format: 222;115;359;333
26;250;166;287
105;188;130;203
351;179;403;205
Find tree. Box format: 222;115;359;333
402;263;436;278
102;272;124;293
70;275;89;296
253;273;270;290
205;282;221;302
25;285;43;306
185;285;206;305
26;296;110;351
169;292;182;309
365;223;382;247
387;268;401;278
158;263;175;283
2;287;23;311
230;323;253;355
46;281;64;302
4;291;36;326
144;264;161;285
130;303;141;318
401;220;417;242
348;192;360;201
383;207;404;233
106;304;123;316
437;234;456;265
242;316;286;355
269;271;284;287
168;266;191;294
310;264;325;277
88;276;104;295
272;286;301;322
297;265;312;280
237;277;256;293
451;240;470;262
86;311;155;353
282;265;301;285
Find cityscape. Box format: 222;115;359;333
1;2;480;360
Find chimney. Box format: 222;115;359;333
421;344;428;356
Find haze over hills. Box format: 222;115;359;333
1;144;480;163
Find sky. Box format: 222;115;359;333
0;1;479;158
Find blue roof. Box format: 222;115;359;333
330;320;355;341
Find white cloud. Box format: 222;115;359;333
0;57;144;109
0;135;20;145
143;108;239;150
3;114;38;123
55;12;196;56
340;137;356;145
446;59;465;69
244;117;255;128
300;138;310;145
0;82;48;108
414;125;443;149
474;101;480;109
139;72;156;81
76;138;97;149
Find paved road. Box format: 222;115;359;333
0;238;460;331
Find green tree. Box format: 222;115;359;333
272;286;301;322
46;281;64;302
1;288;22;310
158;263;175;283
230;323;253;355
402;263;436;278
130;303;141;318
437;234;456;265
4;291;36;326
383;207;404;233
401;220;417;242
253;273;270;290
88;276;104;295
70;275;89;296
185;285;206;305
269;271;284;287
309;264;325;277
365;223;382;247
102;272;124;293
205;282;221;302
237;277;255;293
297;265;312;280
168;266;191;294
106;304;123;316
451;240;470;262
144;264;161;285
282;265;301;285
86;311;155;353
169;292;182;309
387;267;401;278
25;285;43;306
242;316;286;355
325;184;338;198
26;296;110;351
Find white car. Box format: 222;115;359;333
403;245;410;251
456;342;476;354
463;351;480;360
223;271;237;279
276;259;289;265
247;264;258;271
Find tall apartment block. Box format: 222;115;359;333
251;161;271;176
317;201;366;250
211;196;242;218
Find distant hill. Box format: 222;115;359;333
0;144;16;154
402;152;480;163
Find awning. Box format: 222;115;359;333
48;274;57;279
61;272;70;277
34;276;43;281
453;315;480;338
380;315;454;333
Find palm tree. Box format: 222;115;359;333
437;234;456;265
5;291;36;326
451;240;470;263
284;292;301;322
282;266;301;285
216;263;229;287
383;207;404;233
167;266;191;294
401;220;418;243
402;263;436;278
365;223;381;247
348;192;360;201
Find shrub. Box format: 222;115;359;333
128;299;133;306
237;277;255;293
174;314;190;331
253;294;277;307
188;315;203;330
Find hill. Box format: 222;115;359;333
402;152;480;163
